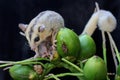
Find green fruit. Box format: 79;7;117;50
9;64;39;80
56;28;81;58
83;56;107;80
78;34;96;60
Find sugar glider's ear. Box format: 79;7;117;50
18;23;28;32
38;24;46;32
18;23;28;36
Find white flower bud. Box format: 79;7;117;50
98;10;117;32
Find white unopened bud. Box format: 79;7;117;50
98;10;117;32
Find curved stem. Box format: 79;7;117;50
102;31;107;66
44;73;83;80
0;61;45;68
107;32;118;70
40;63;55;80
62;58;83;72
107;32;120;63
51;74;60;80
0;61;14;63
102;31;110;80
0;57;50;68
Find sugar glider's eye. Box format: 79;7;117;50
34;37;40;42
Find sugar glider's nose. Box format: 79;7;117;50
31;45;37;51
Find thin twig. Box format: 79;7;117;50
62;58;83;73
0;57;50;68
45;73;83;80
0;61;14;63
107;32;118;70
107;32;120;63
46;74;60;80
102;31;107;66
3;66;11;70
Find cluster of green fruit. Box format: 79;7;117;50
3;28;119;80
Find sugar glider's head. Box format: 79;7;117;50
19;10;64;51
19;23;46;51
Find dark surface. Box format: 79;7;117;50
0;0;120;80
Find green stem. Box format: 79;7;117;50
0;57;50;68
115;48;120;63
108;32;118;70
0;61;45;68
50;74;60;80
101;31;107;66
107;32;120;63
44;73;83;80
20;62;45;67
103;44;107;65
101;31;111;79
62;58;83;72
40;63;55;80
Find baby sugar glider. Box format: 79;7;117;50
19;10;65;59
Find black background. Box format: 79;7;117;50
0;0;120;80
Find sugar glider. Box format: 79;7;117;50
19;10;65;59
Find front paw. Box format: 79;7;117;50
51;40;57;50
34;53;40;58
